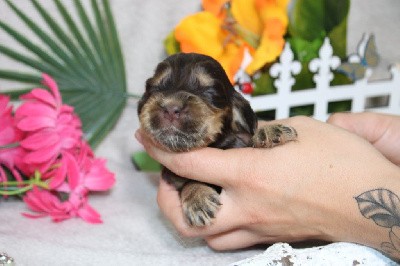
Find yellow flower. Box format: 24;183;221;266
175;11;224;59
174;0;289;82
245;18;286;74
242;0;289;74
230;0;263;36
202;0;227;17
175;10;244;83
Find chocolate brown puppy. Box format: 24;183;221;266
138;53;297;227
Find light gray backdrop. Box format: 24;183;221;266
0;1;399;265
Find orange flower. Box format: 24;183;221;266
174;0;289;82
202;0;227;17
174;10;243;82
175;11;224;59
245;18;286;74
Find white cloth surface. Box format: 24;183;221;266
0;1;400;265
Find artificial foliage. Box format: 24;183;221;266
0;0;132;148
164;0;351;98
0;0;126;223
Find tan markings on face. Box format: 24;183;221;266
189;98;227;146
139;92;228;151
191;66;214;87
150;66;172;86
138;93;163;132
159;97;183;110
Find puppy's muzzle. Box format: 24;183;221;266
139;91;224;152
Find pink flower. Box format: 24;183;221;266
1;74;115;224
70;141;115;192
0;95;24;182
15;74;82;175
48;141;115;191
23;141;115;223
23;186;102;224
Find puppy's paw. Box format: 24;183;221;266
252;124;297;148
180;182;221;227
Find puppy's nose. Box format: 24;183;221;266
162;105;182;122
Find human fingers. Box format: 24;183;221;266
156;178;188;233
157;178;246;238
205;228;321;251
328;112;400;165
204;229;265;251
327;112;393;143
135;129;251;187
135;116;298;186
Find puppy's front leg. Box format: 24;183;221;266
162;168;221;226
252;124;297;148
181;182;221;226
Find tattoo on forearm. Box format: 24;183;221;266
355;188;400;261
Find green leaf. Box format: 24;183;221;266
0;0;128;149
327;17;348;58
0;70;41;84
288;0;349;59
252;71;275;96
288;35;324;63
131;151;162;172
288;0;349;41
164;30;181;55
292;62;315;90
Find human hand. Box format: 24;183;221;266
135;116;400;251
328;112;400;166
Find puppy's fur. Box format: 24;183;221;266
138;53;297;226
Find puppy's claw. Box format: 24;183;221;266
252;124;297;148
181;183;221;227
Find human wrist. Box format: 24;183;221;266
322;163;400;260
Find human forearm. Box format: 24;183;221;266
329;166;400;261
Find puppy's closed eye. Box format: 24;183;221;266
138;52;297;226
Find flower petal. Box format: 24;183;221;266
23;187;59;213
42;73;61;106
0;95;11;113
175;11;224;58
218;42;245;83
20;131;59;150
255;0;289;27
22;212;49;219
22;143;59;164
84;159;115;191
65;152;81;190
78;203;102;224
16;102;57;119
17;116;56;131
20;88;56;108
202;0;227;17
245;19;285;74
232;0;263;36
48;160;68;189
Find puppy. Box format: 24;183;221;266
138;53;297;227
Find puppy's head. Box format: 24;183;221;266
138;53;255;152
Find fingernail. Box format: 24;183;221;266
135;130;143;144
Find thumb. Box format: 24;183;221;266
135;129;248;187
327;112;391;144
328;112;400;165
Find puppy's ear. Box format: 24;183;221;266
232;91;257;137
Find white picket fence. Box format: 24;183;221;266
242;38;400;121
